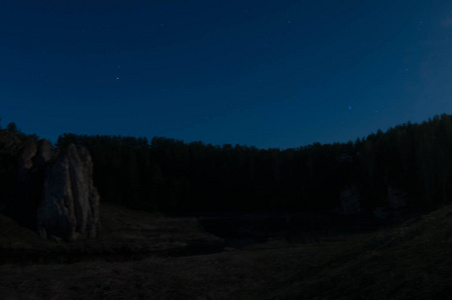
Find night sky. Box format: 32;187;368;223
1;1;452;149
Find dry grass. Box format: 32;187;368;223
0;203;224;265
1;203;452;299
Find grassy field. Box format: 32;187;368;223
1;203;452;299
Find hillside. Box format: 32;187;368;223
270;202;452;299
1;115;452;298
1;201;452;299
56;113;452;216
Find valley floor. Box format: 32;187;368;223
1;203;452;299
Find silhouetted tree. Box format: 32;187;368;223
53;114;452;214
6;122;18;134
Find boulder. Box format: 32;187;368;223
37;144;100;241
340;185;361;215
388;187;407;209
373;206;389;220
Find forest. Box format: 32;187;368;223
49;113;452;215
2;113;452;299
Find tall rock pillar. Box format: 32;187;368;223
37;144;100;241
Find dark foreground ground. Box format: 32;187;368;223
1;203;452;299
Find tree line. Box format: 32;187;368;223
53;113;452;214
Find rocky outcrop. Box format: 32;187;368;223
0;130;100;241
17;138;37;182
33;139;53;170
373;187;409;221
37;144;99;241
0;130;22;154
388;187;407;209
340;185;361;215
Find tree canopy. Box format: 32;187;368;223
55;113;452;214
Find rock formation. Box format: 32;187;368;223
388;187;407;209
33;139;53;170
0;130;22;154
340;184;361;215
0;130;100;241
17;138;37;181
37;144;99;241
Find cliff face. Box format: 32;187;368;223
0;130;99;241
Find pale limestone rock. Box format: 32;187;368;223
37;144;99;241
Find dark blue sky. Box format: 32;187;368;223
1;0;452;149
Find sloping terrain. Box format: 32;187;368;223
0;203;224;264
1;203;452;299
270;204;452;299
